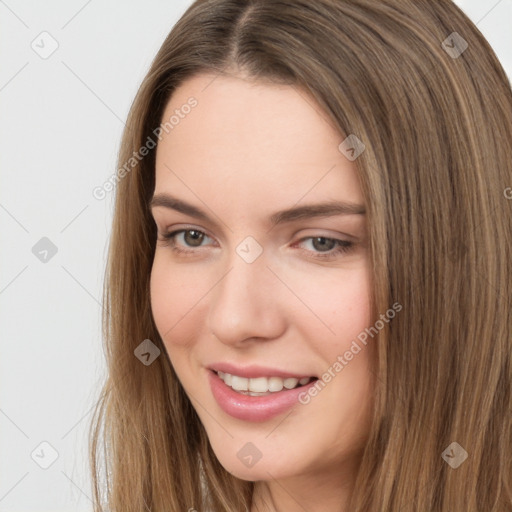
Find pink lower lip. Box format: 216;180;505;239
208;370;317;422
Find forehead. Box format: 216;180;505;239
154;73;364;216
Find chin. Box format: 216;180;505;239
216;454;286;482
208;437;305;482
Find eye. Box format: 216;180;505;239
295;236;354;260
157;228;214;255
157;229;356;261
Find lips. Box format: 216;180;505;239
207;362;316;380
207;367;319;422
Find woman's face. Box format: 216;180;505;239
150;72;375;484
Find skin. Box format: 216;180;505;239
150;72;376;512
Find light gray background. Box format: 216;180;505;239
0;1;510;510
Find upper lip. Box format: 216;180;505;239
208;362;316;379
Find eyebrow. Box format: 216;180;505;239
149;193;365;227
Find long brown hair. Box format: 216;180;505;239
89;1;512;510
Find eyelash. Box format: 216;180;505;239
157;228;355;261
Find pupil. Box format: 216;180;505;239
313;237;335;252
185;230;204;246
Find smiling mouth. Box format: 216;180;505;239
214;370;318;396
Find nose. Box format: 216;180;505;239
207;251;287;347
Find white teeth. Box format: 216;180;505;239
249;377;268;393
216;372;313;393
268;377;283;392
231;375;248;391
283;378;299;389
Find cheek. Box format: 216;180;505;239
296;270;374;450
291;264;372;342
149;254;206;346
149;256;210;393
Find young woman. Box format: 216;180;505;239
89;1;512;510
